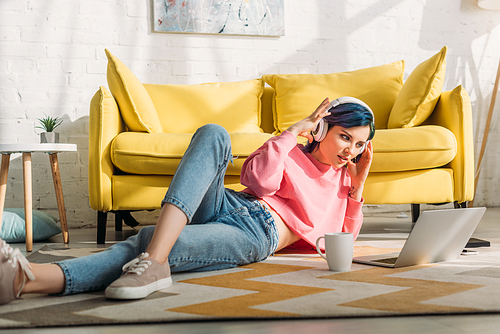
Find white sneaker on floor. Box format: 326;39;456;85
105;252;172;300
0;239;36;305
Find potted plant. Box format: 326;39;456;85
36;114;63;143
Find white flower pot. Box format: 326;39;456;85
40;132;59;143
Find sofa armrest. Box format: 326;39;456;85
423;85;474;202
88;86;126;211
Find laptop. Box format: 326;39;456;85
353;207;486;268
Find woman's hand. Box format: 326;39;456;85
346;141;373;202
286;98;331;142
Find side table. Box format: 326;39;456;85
0;143;77;251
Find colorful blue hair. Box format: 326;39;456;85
302;103;375;154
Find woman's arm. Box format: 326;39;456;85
241;98;333;197
286;97;331;140
240;131;297;197
342;197;364;240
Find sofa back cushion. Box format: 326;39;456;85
263;61;404;132
105;49;163;133
388;46;447;129
144;79;264;133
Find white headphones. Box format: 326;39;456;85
311;96;375;153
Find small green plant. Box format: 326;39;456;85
36;114;63;132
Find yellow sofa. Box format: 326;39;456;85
89;47;474;243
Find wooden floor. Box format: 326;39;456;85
6;207;500;334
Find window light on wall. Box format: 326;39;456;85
478;0;500;10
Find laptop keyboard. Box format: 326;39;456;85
373;257;398;264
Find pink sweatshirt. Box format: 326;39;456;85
240;131;364;249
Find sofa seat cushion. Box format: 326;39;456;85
370;125;456;173
111;132;274;176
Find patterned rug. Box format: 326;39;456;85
1;239;499;328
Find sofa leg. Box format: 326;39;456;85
114;211;122;231
411;204;420;223
121;211;140;228
97;211;107;244
452;201;488;247
113;210;140;231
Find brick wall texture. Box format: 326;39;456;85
1;0;500;227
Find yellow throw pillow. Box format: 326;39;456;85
105;49;162;133
144;79;264;133
388;46;447;129
263;61;404;132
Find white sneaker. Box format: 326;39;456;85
105;252;172;300
0;239;35;305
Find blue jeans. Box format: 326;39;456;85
57;124;279;295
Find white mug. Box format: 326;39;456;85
315;232;353;272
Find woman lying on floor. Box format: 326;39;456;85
1;96;374;304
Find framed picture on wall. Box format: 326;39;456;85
154;0;285;36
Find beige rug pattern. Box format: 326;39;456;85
1;239;499;328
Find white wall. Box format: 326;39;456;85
1;0;500;227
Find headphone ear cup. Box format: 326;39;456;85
359;140;370;154
312;119;328;142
